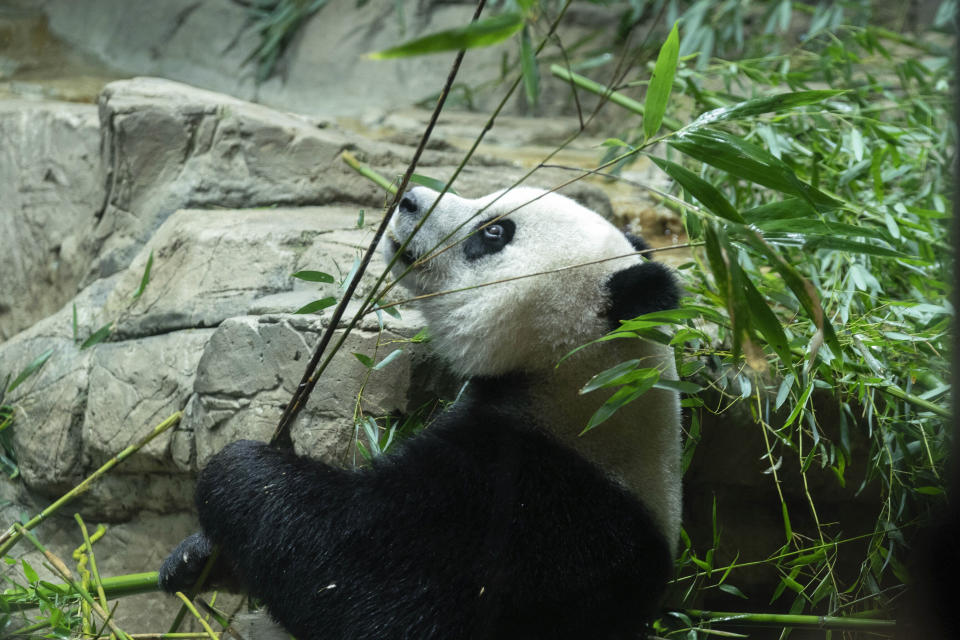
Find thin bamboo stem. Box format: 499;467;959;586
269;0;487;447
0;411;182;557
173;592;220;640
13;524;133;640
549;64;684;130
685;609;896;632
0;571;161;612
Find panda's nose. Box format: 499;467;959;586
398;191;419;218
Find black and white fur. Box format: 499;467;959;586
160;186;682;639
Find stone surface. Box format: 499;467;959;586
91;77;358;281
100;205;374;337
0;100;103;341
38;0;573;116
182;311;429;471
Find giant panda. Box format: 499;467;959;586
159;185;682;640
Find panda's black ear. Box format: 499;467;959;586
624;232;652;254
604;261;680;325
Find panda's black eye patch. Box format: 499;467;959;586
464;218;515;261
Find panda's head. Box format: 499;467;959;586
384;186;678;377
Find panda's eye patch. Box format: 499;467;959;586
464;218;515;261
399;195;418;215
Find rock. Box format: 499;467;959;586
91;77;361;282
1;276;116;494
182;311;427;470
0;100;103;341
84;330;214;473
99;204;384;338
39;0;627;118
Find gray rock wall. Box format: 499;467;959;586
0;101;103;340
37;0;618;117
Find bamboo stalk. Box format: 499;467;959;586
129;635;222;639
0;411;182;557
0;571;162;612
549;64;684;131
174;592;220;640
76;514;110;609
880;385;950;418
14;524;134;640
341;151;397;194
685;609;896;632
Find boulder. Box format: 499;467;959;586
0;100;103;341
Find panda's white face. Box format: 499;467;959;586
384;186;641;377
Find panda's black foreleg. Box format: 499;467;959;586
158;531;244;594
159;428;669;640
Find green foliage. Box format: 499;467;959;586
369;12;525;59
243;0;331;82
363;0;950;633
571;2;952;634
644;20;680;139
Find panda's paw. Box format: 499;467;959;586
158;532;214;594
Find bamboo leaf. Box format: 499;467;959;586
21;560;38;585
72;304;78;343
651;156;745;223
688;90;845;130
580;360;642;394
373;349;404;371
739;231;840;355
653;379;703;394
369;12;523;59
131;250;154;300
740;270;795;373
520;25;540;108
670;129;841;211
582;369;660;434
292;270;335;283
802;236;906;258
718;583;749;599
7;348;54;393
410;174;458;195
741;198;817;224
353;352;374;368
644;21;680;140
294;297;337;314
80;323;113;351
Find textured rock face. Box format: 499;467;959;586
92;77;356;280
39;0;512;116
0;101;103;340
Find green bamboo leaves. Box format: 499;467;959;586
520;25;540;108
644;22;680;140
369;13;524;59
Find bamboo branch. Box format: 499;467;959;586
879;384;950;418
0;411;182;557
14;524;134;640
0;571;161;612
341;151;397;194
549;64;684;131
174;591;220;640
684;609;896;632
